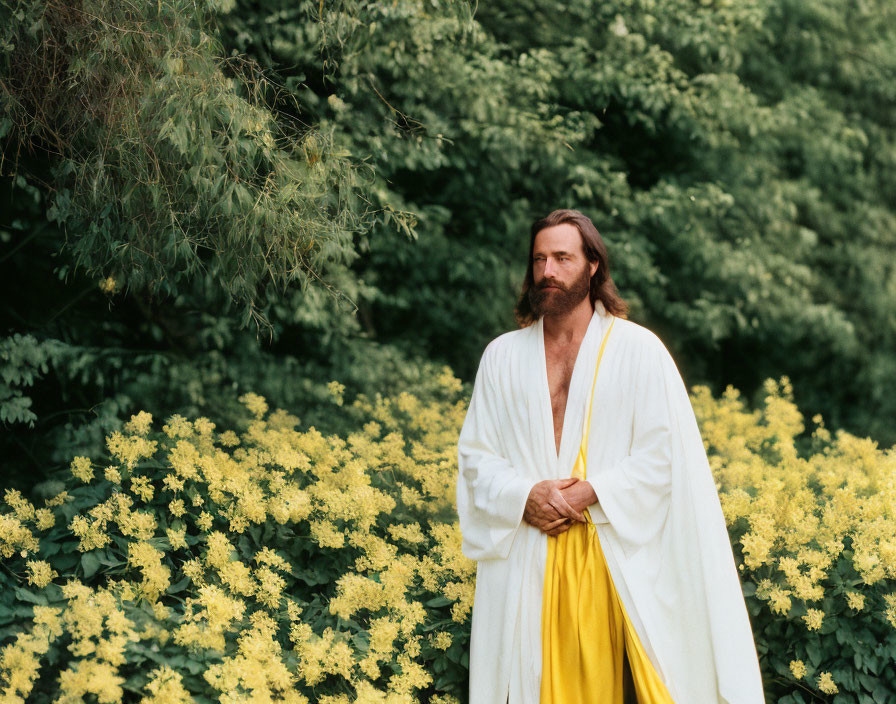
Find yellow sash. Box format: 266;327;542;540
540;316;676;704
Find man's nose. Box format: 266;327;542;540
543;258;557;278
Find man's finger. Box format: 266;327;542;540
543;515;569;530
555;477;579;489
547;521;572;536
550;493;587;523
535;503;564;522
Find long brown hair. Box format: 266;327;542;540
514;208;629;327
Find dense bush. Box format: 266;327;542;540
1;373;893;702
0;370;471;703
697;377;896;703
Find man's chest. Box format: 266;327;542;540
488;338;635;455
544;343;582;451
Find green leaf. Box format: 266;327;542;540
425;596;452;607
80;551;102;578
14;587;46;605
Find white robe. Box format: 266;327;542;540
456;301;765;704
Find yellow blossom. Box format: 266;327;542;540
238;392;268;419
57;659;125;702
387;522;426;545
70;456;94;483
182;558;205;585
195;511;214;531
26;560;58;588
34;507;55;530
130;475;154;502
140;665;192;704
124;411;153;436
846;591;865;611
163;414;194;439
166;525;188;550
789;660;806;679
327;380;346;406
429;631;453;650
816;671;838;694
218;430;240;446
163;473;185;493
106;430;158;470
45;490;70;507
310;520;345;549
194;417;215;435
802;608;824;631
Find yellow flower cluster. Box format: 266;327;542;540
3;370;888;703
0;605;63;699
106;430;158;471
845;591;865;611
140;665;193;704
70;456;94;483
127;542;171;603
4;377;459;701
816;671;839;694
789;659;806;678
174;583;246;652
204;612;296;697
26;559;58;588
327;380;346;406
694;375;896;699
1;489;52;558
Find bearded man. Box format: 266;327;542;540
456;209;765;704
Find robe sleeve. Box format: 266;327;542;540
456;344;538;561
586;334;677;552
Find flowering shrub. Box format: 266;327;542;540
0;371;893;702
696;377;896;702
0;368;470;703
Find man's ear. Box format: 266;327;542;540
590;261;599;278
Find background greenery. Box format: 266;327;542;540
2;0;895;701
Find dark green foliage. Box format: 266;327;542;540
2;0;371;331
0;12;894;700
0;0;893;469
217;0;896;445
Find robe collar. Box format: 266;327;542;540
535;300;613;478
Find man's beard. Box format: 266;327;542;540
528;264;592;318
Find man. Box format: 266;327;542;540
456;209;765;704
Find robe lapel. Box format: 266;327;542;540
535;307;608;480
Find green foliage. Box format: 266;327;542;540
3;0;895;493
1;0;370;334
0;9;894;700
0;333;68;426
218;0;896;445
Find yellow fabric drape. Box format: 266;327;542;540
540;316;676;704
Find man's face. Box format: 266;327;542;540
528;223;597;318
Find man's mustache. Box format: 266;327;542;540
536;281;566;291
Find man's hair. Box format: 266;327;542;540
514;208;629;327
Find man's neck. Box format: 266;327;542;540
542;300;595;345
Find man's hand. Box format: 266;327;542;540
560;479;598;516
524;478;590;536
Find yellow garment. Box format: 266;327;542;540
540;316;676;704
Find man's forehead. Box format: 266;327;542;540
533;224;582;250
532;235;584;256
532;247;579;256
